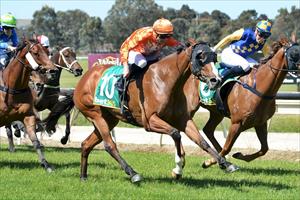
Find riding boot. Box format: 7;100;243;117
220;65;246;83
42;95;74;135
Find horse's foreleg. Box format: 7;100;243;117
202;111;224;152
81;129;102;181
61;112;71;145
233;122;269;162
5;124;15;152
148;114;185;179
184;119;237;172
23;116;52;172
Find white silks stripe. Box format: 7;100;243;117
25;52;39;70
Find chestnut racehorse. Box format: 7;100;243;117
5;46;83;151
188;38;300;169
74;42;236;183
0;38;57;171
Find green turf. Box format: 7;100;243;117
0;145;299;200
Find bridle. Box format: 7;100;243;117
54;47;79;73
267;43;300;75
0;41;42;95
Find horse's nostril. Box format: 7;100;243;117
210;78;218;83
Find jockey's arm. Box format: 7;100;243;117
120;28;151;65
11;29;19;47
213;28;244;52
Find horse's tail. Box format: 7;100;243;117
42;90;74;133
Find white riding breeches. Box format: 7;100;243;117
221;47;257;72
128;51;159;68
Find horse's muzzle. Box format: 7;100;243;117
73;68;83;77
207;77;221;90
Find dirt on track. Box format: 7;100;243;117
4;137;298;162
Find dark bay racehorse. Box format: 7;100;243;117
74;41;235;183
6;46;83;151
0;38;57;171
187;38;300;168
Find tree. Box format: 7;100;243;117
103;0;164;50
79;17;105;52
29;6;61;45
56;10;89;51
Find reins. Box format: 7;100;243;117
54;47;79;73
0;42;39;95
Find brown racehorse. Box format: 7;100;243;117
0;38;57;171
192;38;300;168
5;46;83;151
74;41;236;183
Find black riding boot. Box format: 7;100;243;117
220;65;246;83
42;95;74;135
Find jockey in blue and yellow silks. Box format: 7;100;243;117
213;20;272;82
0;13;19;69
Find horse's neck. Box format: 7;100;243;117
153;49;191;89
252;48;287;96
3;58;30;89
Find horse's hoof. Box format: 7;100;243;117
225;164;239;173
8;148;16;153
46;167;54;173
232;152;243;159
131;174;143;183
171;171;182;180
201;160;211;169
80;176;88;181
60;137;67;145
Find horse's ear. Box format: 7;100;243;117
187;38;196;46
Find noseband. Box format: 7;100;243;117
54;47;79;72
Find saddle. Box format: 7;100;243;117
115;64;148;124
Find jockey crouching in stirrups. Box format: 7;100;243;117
0;13;19;69
213;20;272;83
116;18;181;114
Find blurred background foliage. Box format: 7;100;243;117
16;0;300;55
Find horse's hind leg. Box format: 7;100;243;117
81;129;103;180
5;124;15;152
233;122;269;162
60;112;71;145
23;116;53;172
82;111;141;183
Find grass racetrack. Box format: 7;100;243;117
0;143;299;200
0;59;298;199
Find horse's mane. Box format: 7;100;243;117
260;37;290;64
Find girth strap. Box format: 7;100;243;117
0;85;29;95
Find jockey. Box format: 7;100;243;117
120;18;180;78
0;13;19;69
213;20;272;82
37;34;50;56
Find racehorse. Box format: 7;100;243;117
193;38;300;168
0;38;57;171
74;41;236;183
5;46;83;151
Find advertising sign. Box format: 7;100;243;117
88;53;121;69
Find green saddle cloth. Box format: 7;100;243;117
93;65;123;108
198;63;236;105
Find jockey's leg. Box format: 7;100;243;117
220;47;250;82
